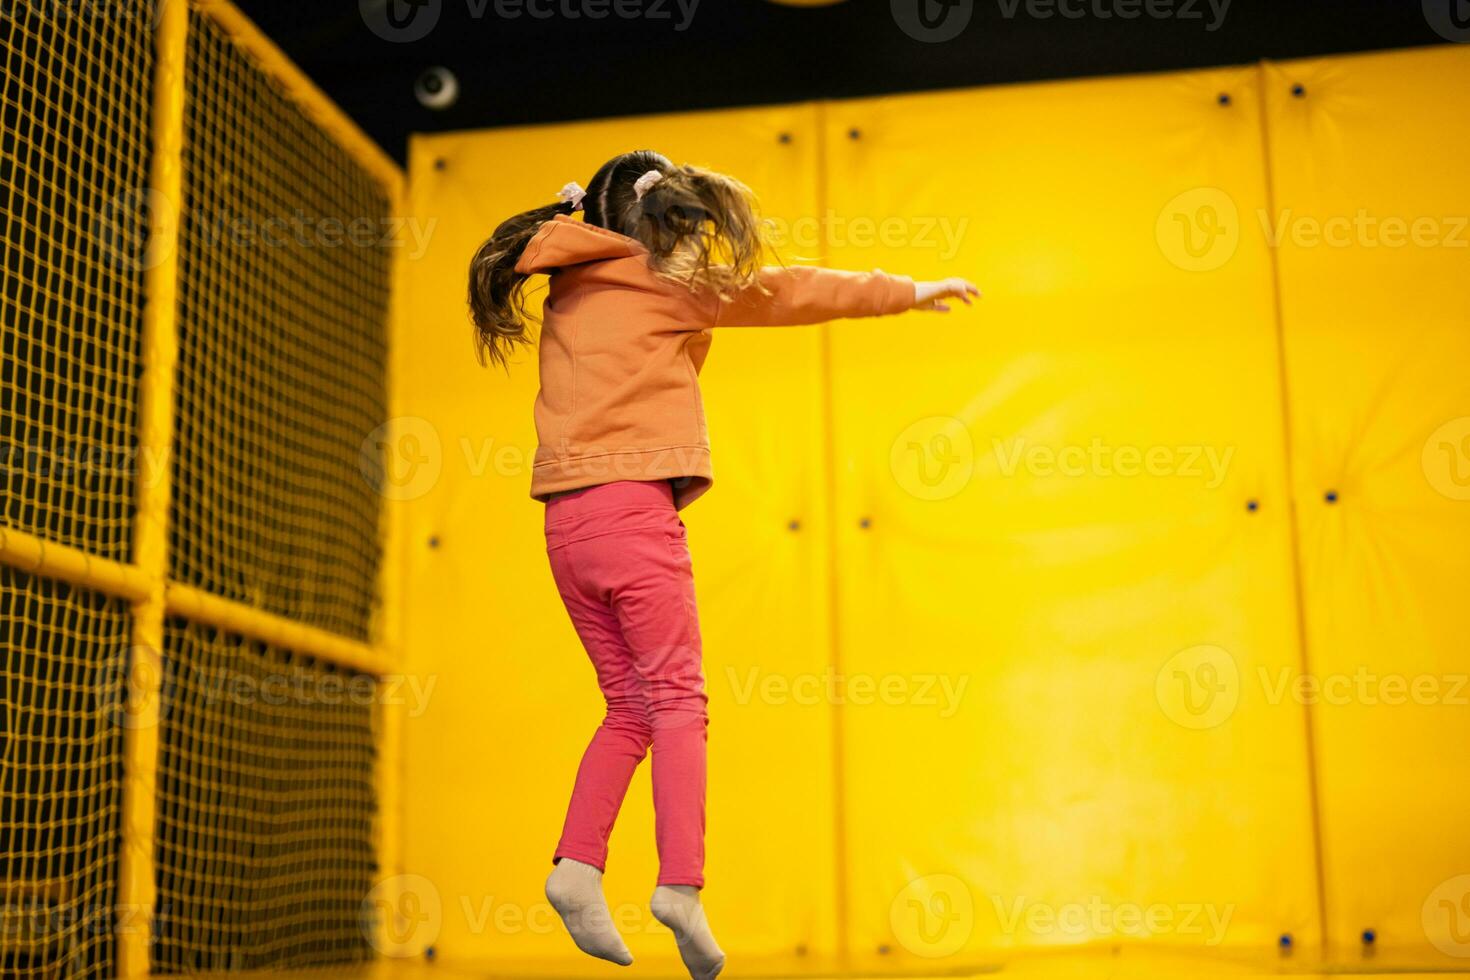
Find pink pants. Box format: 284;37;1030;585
545;479;708;887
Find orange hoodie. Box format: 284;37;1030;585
516;214;915;509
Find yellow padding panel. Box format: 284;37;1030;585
0;567;130;980
171;9;393;641
0;3;153;562
1262;46;1470;957
821;66;1319;962
152;618;378;973
400;104;839;962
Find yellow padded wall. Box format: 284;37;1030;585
1262;46;1470;960
820;67;1320;965
400;105;841;964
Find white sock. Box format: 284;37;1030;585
651;884;724;980
545;859;632;966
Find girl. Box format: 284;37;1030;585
467;149;978;980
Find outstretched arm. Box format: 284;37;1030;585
711;266;979;327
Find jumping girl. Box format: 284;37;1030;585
467;149;978;980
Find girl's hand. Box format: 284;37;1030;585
911;277;982;312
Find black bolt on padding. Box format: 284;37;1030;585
1218;93;1231;106
848;127;862;140
1325;490;1338;503
1279;933;1293;949
788;519;800;531
1362;928;1377;945
778;132;792;144
877;944;891;955
859;517;872;529
1246;499;1259;512
1292;84;1306;97
434;158;447;170
425;945;437;961
428;535;440;548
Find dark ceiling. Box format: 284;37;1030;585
233;1;1452;164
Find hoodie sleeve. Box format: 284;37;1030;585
710;266;915;328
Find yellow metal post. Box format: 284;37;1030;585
371;178;411;957
116;0;190;975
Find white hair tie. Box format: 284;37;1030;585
632;169;664;201
556;181;586;212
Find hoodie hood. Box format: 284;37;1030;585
516;214;648;274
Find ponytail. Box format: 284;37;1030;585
468;151;769;368
467;200;574;367
632;165;766;300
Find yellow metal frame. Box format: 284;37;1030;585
190;0;405;201
0;0;406;975
115;0;189;972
